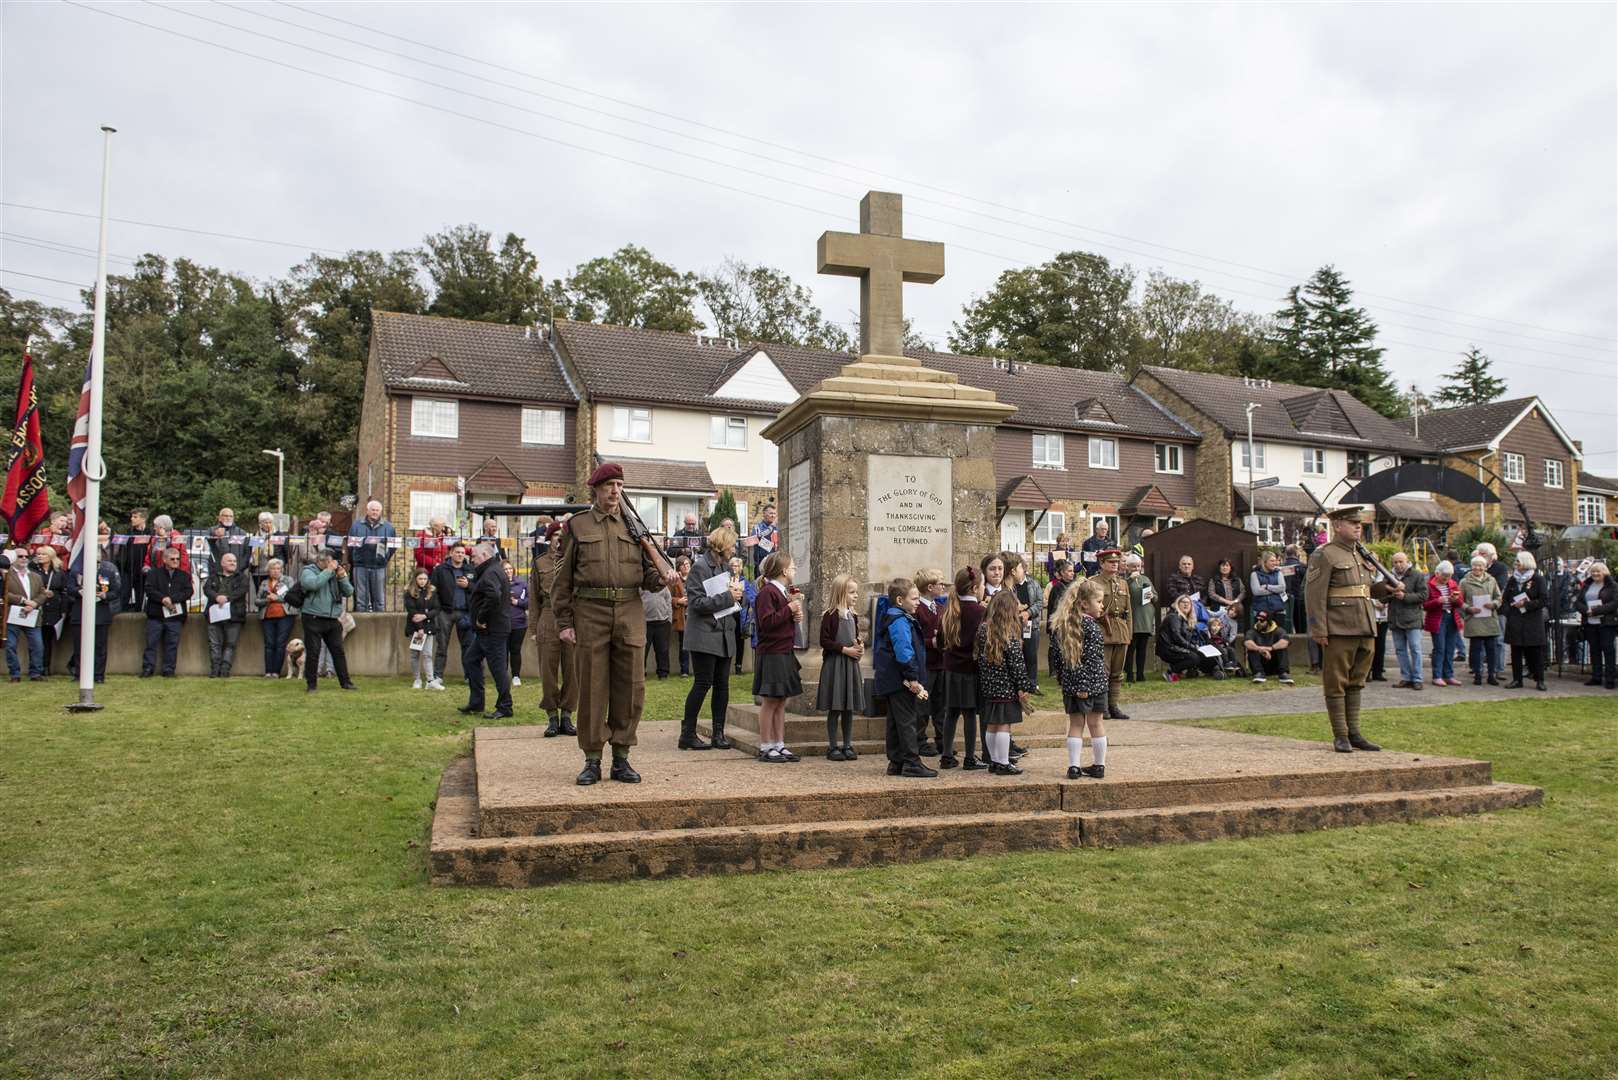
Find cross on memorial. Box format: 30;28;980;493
817;191;945;358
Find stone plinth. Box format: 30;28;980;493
762;353;1016;621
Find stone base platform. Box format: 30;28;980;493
703;702;1089;756
429;720;1540;887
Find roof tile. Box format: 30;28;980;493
372;311;576;404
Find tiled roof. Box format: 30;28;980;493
371;310;577;404
553;320;1199;440
613;456;716;495
1393;396;1538;451
464;455;526;495
1139;366;1426;454
1235;484;1324;514
999;474;1055;510
1378;497;1454;524
1579;471;1618;495
1119;484;1179;516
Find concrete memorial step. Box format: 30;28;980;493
430;720;1542;887
703;702;1093;757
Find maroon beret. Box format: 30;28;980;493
544;522;561;539
587;462;624;487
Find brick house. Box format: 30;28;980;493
1131;366;1436;546
357;311;580;546
1395;396;1582;533
1577;471;1617;525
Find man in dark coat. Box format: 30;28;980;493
67;551;122;683
142;544;193;677
459;541;514;719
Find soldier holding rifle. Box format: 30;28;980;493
1305;505;1402;753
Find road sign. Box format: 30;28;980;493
1248;476;1281;489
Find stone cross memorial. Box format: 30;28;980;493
764;191;1014;661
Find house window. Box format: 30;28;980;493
1347;452;1370;480
408;490;457;530
411;397;458;439
1544;459;1564;488
1302;448;1326;476
709;415;748;450
1154;443;1182;474
1088;437;1118;470
1032;433;1065;468
1239;441;1266;470
1254;515;1286;545
521;407;564;446
1503;452;1525;483
612;406;652;442
1033;511;1066;545
1578;495;1605;525
628;494;662;530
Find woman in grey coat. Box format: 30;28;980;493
681;527;747;750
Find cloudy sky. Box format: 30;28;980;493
5;2;1615;473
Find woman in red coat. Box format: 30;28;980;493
1423;560;1464;686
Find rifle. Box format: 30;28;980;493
1297;484;1400;588
619;497;676;581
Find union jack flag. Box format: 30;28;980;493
66;353;94;576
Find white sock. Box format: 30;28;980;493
994;732;1011;765
1091;736;1107;768
1067;737;1083;768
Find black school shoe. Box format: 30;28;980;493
917;740;938;757
901;760;938;778
826;746;845;761
962;757;987;771
886;761;902;776
1067;765;1084;780
1082;764;1106;779
988;761;1024;776
938;756;960;769
841;744;857;760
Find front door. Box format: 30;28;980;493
1000;510;1026;555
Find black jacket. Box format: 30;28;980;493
432;560;474;620
1503;572;1548;647
404;589;441;639
39;568;69;625
66;561;123;626
203;568;252;623
1574;577;1618;628
1156;610;1201;664
144;563;194;619
469;558;511;636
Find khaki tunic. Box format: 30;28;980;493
1305;538;1396;700
1098;570;1131;702
552;506;664;754
529;544;577;715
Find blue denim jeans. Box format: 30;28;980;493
6;623;45;678
1468;636;1498;678
1390;626;1424;685
262;614;294;675
1431;621;1457;682
353;566;386;612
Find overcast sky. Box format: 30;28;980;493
5;2;1615;473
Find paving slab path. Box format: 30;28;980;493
1128;671;1609;723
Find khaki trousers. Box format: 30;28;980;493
536;607;577;715
1105;642;1127;704
573;597;647;755
1321;635;1374;700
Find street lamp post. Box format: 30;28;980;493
1245;402;1261;529
261;448;284;517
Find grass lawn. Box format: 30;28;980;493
1;675;1612;1078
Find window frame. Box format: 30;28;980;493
1576;494;1604;525
1032;511;1066;545
612;406;653;443
410;397;459;439
521;406;565;446
1544;459;1564;489
708;415;748;451
1088;437;1119;470
1238;440;1266;471
1347;451;1370;480
408;490;458;531
1153;442;1183;475
1301;447;1326;476
1032;432;1065;469
1502;452;1526;483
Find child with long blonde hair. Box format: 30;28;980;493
815;574;865;760
1050;578;1109;779
974;588;1033;775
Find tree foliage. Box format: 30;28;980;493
1266;266;1401;416
949;251;1136;371
1130;271;1269;375
1433;346;1507;407
417;225;551;325
561;245;700;332
698;258;851;350
706;489;738;532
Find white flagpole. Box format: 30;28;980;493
70;125;116;711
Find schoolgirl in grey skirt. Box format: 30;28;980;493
816;574;866;760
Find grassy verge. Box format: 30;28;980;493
0;677;1612;1078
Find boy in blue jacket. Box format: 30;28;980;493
874;577;938;779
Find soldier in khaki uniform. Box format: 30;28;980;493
1095;548;1132;719
1305;505;1402;753
530;520;577;739
555;463;675;785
